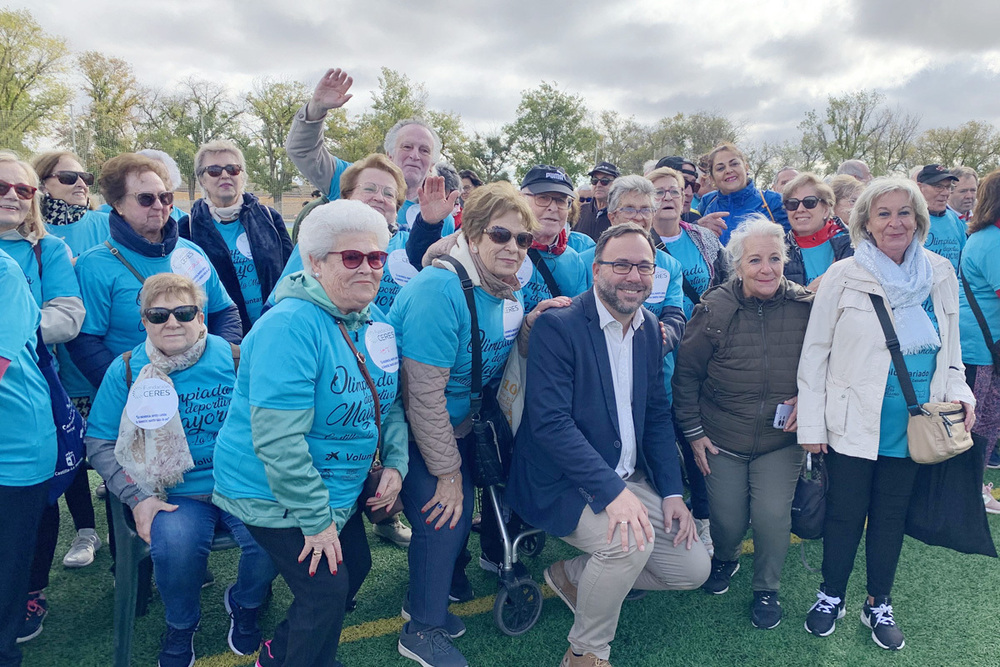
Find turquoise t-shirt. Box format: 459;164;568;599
0;234;80;308
76;238;234;358
567;230;596;254
958;224;1000;365
0;249;57;486
924;209;966;273
800;240;836;285
390;265;523;425
661;231;711;318
45;209;111;257
213;218;263;323
86;335;237;497
514;248;588;313
213;299;400;514
879;297;939;458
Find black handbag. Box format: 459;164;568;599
791;452;827;541
437;256;514;488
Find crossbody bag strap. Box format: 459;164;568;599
959;266;1000;368
104;241;146;285
759;190;777;224
527;248;561;298
868;293;924;416
335;320;382;460
436;255;483;416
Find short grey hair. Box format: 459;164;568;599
137;149;182;191
194;139;247;199
298;199;391;266
383;118;441;162
951;165;977;181
607;175;656;213
594;222;656;262
727;214;788;268
433;160;460;193
837;159;870;180
849;177;930;247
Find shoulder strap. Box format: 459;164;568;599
335;321;381;450
436;255;483;414
959;266;1000;368
231;343;240;372
759;190;777;223
123;350;133;389
32;241;44;301
104;241;146;285
527;248;561;298
868;294;923;416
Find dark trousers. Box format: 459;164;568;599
0;481;47;667
821;449;919;598
675;421;710;520
28;503;58;592
247;508;370;667
63;466;96;530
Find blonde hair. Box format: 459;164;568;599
782;172;835;209
645;166;684;188
0;151;44;239
139;273;206;312
849;177;930;246
461;181;540;241
340;154;406;209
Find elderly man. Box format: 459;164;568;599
508;223;710;667
836;159;872;184
770;166;799;194
654;156;702;223
286;67;454;233
916;164;967;272
576;161;620;241
949;166;978;222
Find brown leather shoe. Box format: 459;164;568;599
544;560;578;613
559;647;612;666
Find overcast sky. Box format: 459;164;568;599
15;0;1000;144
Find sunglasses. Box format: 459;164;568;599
330;250;389;270
0;180;37;200
686;179;700;194
483;226;534;249
49;170;95;186
130;191;175;207
200;164;243;178
783;196;822;211
144;305;200;324
590;177;614;186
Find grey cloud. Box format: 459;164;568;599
851;0;1000;52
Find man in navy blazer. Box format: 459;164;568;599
507;223;710;667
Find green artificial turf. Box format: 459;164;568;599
18;470;1000;666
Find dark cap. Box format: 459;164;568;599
654;156;697;178
916;164;959;185
588;161;620;178
520;165;575;196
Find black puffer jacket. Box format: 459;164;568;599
672;276;813;457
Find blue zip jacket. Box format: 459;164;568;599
698;179;789;245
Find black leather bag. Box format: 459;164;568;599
791;453;826;540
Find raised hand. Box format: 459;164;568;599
306;68;354;120
417;176;460;224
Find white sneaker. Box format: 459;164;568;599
983;484;1000;515
695;518;714;558
63;528;101;568
373;515;412;547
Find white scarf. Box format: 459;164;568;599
209;200;243;222
854;238;940;354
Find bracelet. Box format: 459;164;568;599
444;474;457;484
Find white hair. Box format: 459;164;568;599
137;149;182;191
726;214;788;268
298;199;390;266
383;118;441;162
608;175;656;212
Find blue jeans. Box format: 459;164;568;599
149;495;277;630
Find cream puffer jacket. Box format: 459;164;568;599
797;249;975;460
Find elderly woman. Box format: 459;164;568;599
959;169;1000;512
797;178;975;649
213;200;407;667
830;174;864;229
181;140;293;333
85;273;275;667
697;143;789;245
390;181;567;666
673;215;813;630
68;153;240;393
782;173;854;291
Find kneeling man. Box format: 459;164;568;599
507;223;710;667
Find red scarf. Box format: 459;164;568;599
531;228;568;256
794;219;842;249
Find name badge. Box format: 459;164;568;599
125;378;179;429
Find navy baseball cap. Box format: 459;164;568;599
917;164;959;185
654;156;697;178
520;165;575;196
588;161;620;178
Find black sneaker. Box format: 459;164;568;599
448;570;474;603
862;596;905;650
751;590;782;629
401;592;466;638
398;622;469;667
805;588;846;637
224;584;262;656
702;559;740;595
15;593;47;643
158;625;197;667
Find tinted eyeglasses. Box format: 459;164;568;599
130;191;174;207
0;180;37;200
597;260;656;276
783;196;822;211
50;170;95;186
330;250;389;270
526;192;573;210
591;176;614;186
199;164;243;178
144;305;200;324
483;226;534;249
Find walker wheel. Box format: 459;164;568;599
518;533;546;558
493;578;543;636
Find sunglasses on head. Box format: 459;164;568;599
0;180;37;200
483;226;534;249
131;191;174;207
200;164;243;178
50;170;95;186
783;196;822;211
330;250;389;270
590;176;614;186
144;305;200;324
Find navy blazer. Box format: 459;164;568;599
506;289;684;537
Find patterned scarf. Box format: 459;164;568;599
42;193;88;226
530;228;568;256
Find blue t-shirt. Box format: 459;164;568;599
924;209;966;273
213;218;263;323
0;234;80;307
661;231;711;318
213;299;400;515
391;265;523;425
567;230;596;254
86;335;237;497
45;209;111;257
879;297;939;458
0;249;57;486
514;248;588;313
76;238;234;358
959;225;1000;365
800;240;836;285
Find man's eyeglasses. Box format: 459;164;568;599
130;191;174;207
685;179;700;194
591;177;614;186
597;260;656;275
526;192;573;210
